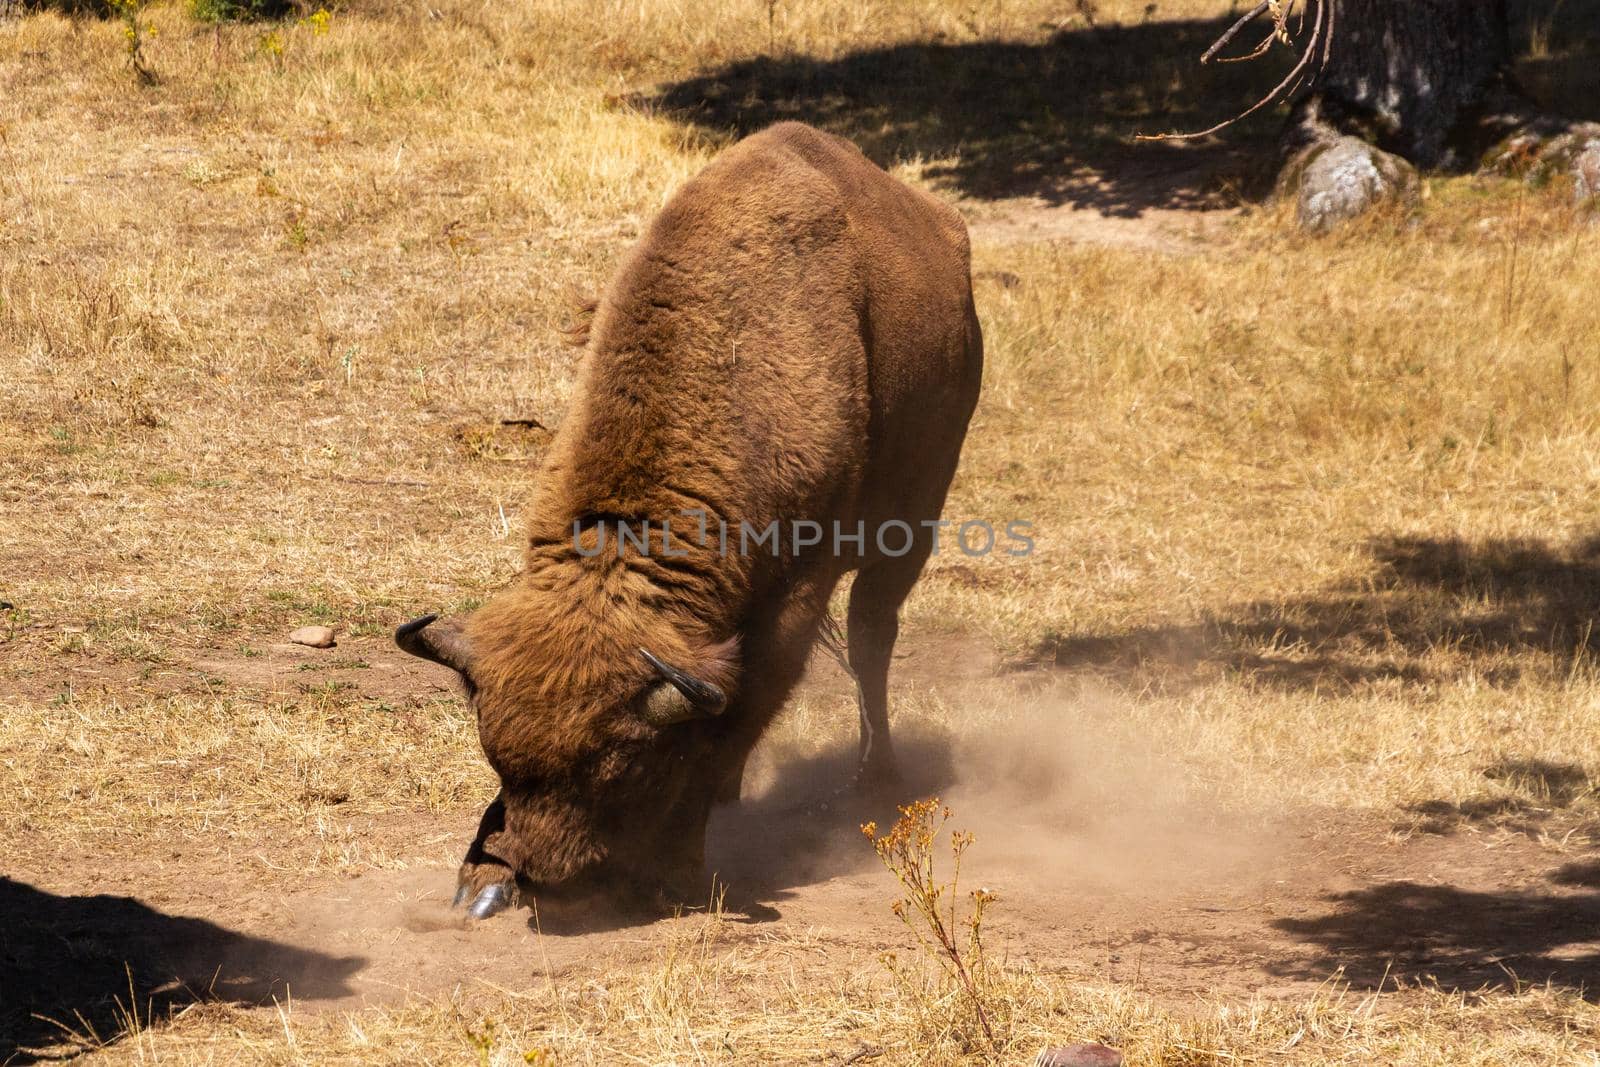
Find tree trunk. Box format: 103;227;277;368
1276;0;1600;229
1287;0;1516;170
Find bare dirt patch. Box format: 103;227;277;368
958;147;1252;251
7;633;1599;1060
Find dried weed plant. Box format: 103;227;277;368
864;798;1005;1058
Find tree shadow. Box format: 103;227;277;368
1512;0;1600;123
1397;758;1595;837
1279;765;1600;993
1552;858;1600;887
1270;872;1600;997
23;2;1592;226
643;15;1287;216
0;878;364;1064
1037;534;1600;693
642;4;1598;215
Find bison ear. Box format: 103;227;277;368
396;614;475;677
639;648;728;725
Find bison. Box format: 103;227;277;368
397;122;983;918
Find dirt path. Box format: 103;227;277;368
961;190;1236;252
9;634;1599;1033
12;766;1597;1020
103;805;1588;1008
958;144;1252;251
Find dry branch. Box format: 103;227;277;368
1143;0;1332;141
1199;0;1272;64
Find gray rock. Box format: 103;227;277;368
1035;1044;1125;1067
1574;142;1600;202
288;625;336;649
1483;121;1600;204
1280;135;1420;233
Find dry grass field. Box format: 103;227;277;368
5;0;1600;1062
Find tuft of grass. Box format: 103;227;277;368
110;0;158;84
187;0;292;22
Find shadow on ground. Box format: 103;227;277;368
1039;534;1600;693
509;733;958;935
0;878;364;1064
1398;758;1597;836
643;5;1598;215
707;730;958;916
1272;864;1600;998
644;15;1285;215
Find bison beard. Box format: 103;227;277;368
397;122;983;920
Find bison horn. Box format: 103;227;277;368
639;647;727;725
396;613;474;676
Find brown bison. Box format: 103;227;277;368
397;122;982;918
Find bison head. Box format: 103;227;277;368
395;597;740;919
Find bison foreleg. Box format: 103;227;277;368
453;793;521;919
713;752;747;805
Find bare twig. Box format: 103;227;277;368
1140;0;1331;142
1216;24;1279;65
1199;0;1272;64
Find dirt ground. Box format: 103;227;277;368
9;626;1600;1049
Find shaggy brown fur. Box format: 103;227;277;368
398;122;983;911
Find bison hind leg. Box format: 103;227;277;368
843;555;930;795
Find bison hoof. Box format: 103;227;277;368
467;882;515;920
851;765;904;798
451;883;473;909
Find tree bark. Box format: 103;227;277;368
1275;0;1599;228
1285;0;1517;170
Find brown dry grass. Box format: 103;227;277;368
60;943;1600;1067
5;0;1600;1061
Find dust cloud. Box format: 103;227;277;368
710;682;1289;916
280;683;1304;1001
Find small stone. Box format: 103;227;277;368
1035;1044;1125;1067
288;625;336;649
